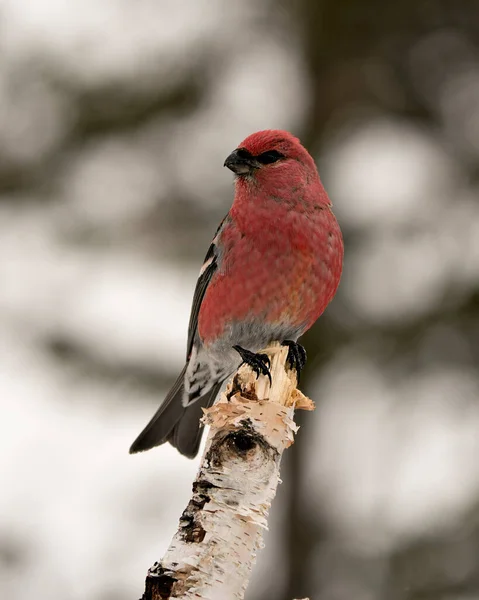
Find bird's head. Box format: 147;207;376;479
223;129;317;179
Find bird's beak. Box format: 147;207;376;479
224;149;258;175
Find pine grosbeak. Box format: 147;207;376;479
130;130;343;458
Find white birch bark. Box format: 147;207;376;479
142;343;314;600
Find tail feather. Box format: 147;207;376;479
168;380;223;458
129;365;222;458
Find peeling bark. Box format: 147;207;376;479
140;343;314;600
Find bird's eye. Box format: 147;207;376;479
236;148;253;160
256;150;285;164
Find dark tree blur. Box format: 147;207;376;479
1;1;478;600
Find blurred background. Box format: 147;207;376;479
1;1;479;599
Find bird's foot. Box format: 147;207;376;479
233;345;272;385
281;341;307;383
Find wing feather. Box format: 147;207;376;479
186;214;229;359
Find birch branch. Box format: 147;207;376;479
141;342;314;600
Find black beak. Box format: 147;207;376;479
224;149;258;175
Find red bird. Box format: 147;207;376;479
130;130;343;458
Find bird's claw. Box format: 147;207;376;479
281;341;307;383
233;345;272;385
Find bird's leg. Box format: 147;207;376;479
233;345;272;385
281;341;307;383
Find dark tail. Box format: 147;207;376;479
129;365;223;458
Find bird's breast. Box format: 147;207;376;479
198;205;343;345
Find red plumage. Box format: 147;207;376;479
198;130;343;346
130;130;343;458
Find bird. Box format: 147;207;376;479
130;129;344;458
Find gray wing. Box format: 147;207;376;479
186;214;229;359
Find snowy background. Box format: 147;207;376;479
1;1;479;599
